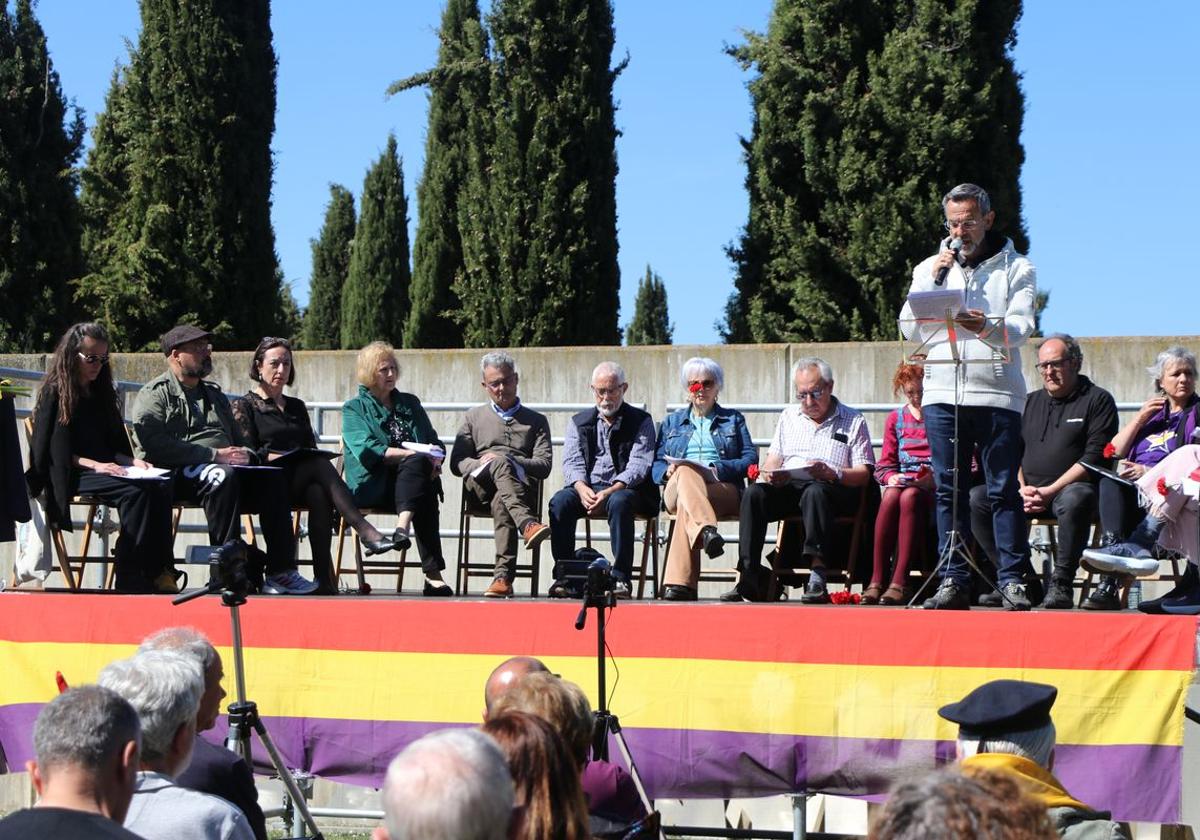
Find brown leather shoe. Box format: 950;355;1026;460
484;577;513;598
521;521;550;550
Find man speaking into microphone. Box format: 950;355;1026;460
900;183;1038;610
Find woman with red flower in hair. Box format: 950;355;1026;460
652;357;757;600
864;363;934;604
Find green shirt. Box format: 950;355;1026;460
341;385;439;506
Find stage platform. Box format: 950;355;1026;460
0;591;1196;824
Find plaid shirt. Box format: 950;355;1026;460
768;398;875;475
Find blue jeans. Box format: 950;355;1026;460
549;484;657;579
924;404;1030;586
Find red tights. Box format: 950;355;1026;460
871;486;932;587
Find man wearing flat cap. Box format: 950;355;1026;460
131;325;317;594
940;680;1128;840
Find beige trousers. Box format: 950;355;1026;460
663;466;740;588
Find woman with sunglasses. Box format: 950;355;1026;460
652;357;757;600
231;337;397;595
26;322;175;591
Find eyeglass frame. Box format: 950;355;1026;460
794;387;828;402
77;352;110;365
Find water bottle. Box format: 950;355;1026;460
1127;580;1142;610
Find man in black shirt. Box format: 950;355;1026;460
970;334;1119;608
0;686;144;839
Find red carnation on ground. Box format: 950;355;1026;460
688;381;704;394
1157;477;1169;497
358;582;372;595
747;464;760;481
1103;443;1116;459
830;590;861;605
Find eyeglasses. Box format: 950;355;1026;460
944;218;982;232
261;336;292;349
78;352;109;365
794;388;827;402
484;374;516;390
687;379;716;390
1035;359;1069;372
592;385;624;398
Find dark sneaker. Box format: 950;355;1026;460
1081;576;1122;611
1001;581;1032;611
700;526;725;559
922;580;970;610
1138;564;1200;613
799;579;830;604
662;584;698;601
1081;542;1159;576
1040;579;1075;609
978;589;1003;607
1161;585;1200;615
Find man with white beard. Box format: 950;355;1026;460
549;362;659;598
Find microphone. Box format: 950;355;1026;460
935;237;963;286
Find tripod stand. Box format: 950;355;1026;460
575;576;658;834
175;571;325;840
904;311;1017;609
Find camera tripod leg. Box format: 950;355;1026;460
248;710;324;840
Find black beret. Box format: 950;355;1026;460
938;680;1057;735
160;325;212;356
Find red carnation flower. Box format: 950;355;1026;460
688;381;704;394
1157;477;1169;497
359;582;372;595
1103;443;1116;459
747;464;760;481
830;590;861;605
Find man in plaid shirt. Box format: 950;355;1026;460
724;357;875;603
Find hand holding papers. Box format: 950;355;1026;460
402;441;446;460
906;288;967;322
665;456;718;483
118;465;171;481
762;465;814;482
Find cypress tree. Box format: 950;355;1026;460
0;0;85;351
78;0;282;350
455;0;624;347
625;265;673;346
340;135;411;349
723;0;1026;343
398;0;488;349
301;184;356;350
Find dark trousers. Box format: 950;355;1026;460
549;484;657;579
172;465;296;575
386;457;444;576
925;404;1031;586
75;471;174;590
1098;477;1142;539
971;481;1096;581
737;480;860;575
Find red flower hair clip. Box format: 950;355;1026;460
1103;443;1116;459
1157;477;1170;497
747;464;760;481
688;381;704;394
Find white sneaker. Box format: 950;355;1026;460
262;570;320;595
1081;543;1160;576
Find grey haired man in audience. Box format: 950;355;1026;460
99;650;254;840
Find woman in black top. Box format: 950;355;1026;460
231;337;396;594
26;323;174;592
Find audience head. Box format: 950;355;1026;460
356;341;400;398
481;711;591;840
681;357;724;414
939;679;1058;770
1147;345;1196;406
249;336;296;388
591;362;628;419
481;351;520;411
28;685;141;823
44;322;117;425
484;656;549;716
161;324;214;382
1035;334;1082;398
792;357;835;421
375;728;514;840
891;363;924;408
869;765;1056;840
489;672;593;768
941;183;995;260
138;626;226;732
98;650;205;777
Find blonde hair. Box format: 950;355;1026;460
489;672;593;767
355;341;399;387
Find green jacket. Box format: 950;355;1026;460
131;370;245;465
342;385;439;506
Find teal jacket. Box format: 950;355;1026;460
342;386;440;506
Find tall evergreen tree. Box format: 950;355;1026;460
0;0;85;351
625;265;673;345
301;184;355;350
340;135;411;349
454;0;625;347
396;0;488;349
78;0;283;350
723;0;1027;343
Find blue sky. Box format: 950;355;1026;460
31;1;1200;344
